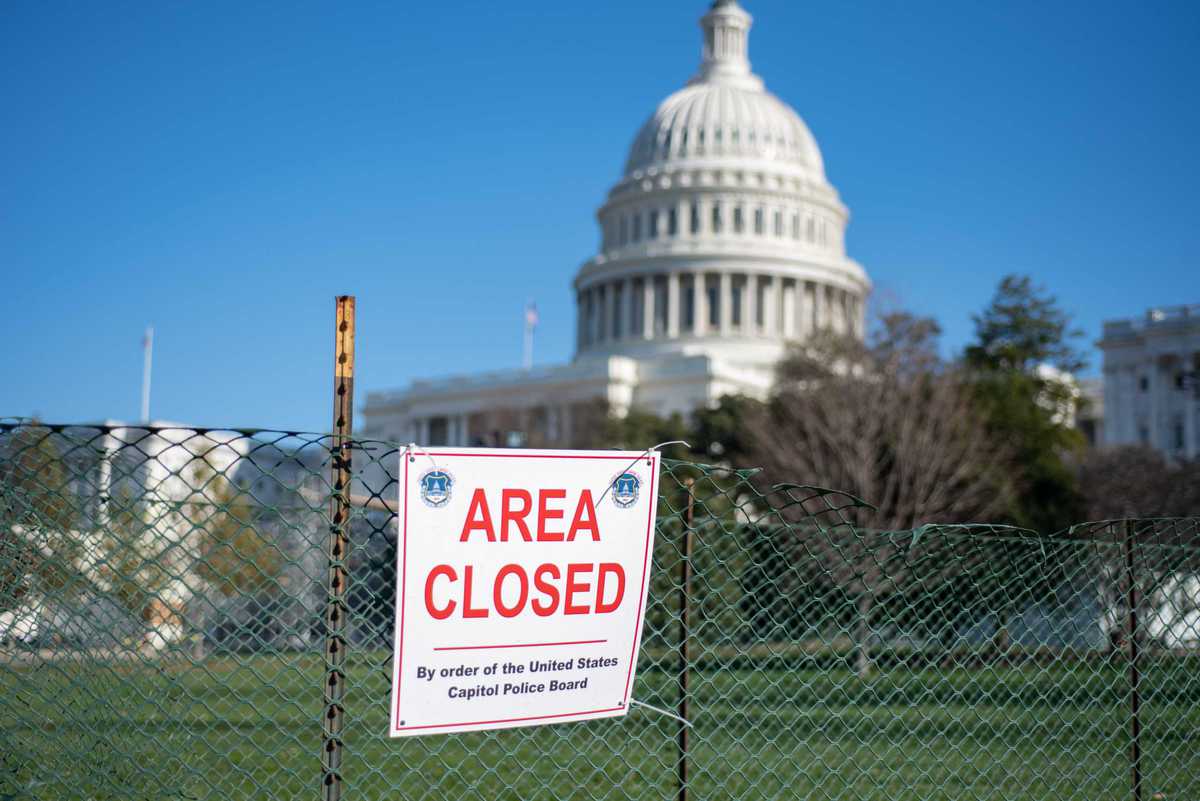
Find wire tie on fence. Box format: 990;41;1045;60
595;440;690;506
909;525;926;550
629;698;692;728
405;443;441;471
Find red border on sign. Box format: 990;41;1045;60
391;451;657;734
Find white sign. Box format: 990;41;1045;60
388;448;661;737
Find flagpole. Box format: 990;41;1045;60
141;326;154;423
523;301;537;371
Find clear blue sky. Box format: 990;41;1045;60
3;0;1198;432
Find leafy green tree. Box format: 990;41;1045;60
965;274;1086;374
0;424;84;616
963;275;1088;533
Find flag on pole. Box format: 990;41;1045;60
524;301;538;330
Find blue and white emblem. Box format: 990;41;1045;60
611;471;641;509
418;469;453;508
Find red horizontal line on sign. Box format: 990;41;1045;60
428;452;651;460
394;706;623;733
433;638;608;652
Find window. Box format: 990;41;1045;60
712;203;723;234
429;417;449;447
791;213;800;239
708;283;720;327
653;277;668;335
733;206;744;234
612;284;623;338
668;208;678;236
774;210;783;237
632;213;641;242
619;217;628;246
690;202;701;234
649;210;659;239
632;279;645;334
755;278;766;327
596;285;607;340
1173;417;1185;451
682;280;695;330
1139;425;1149;445
1140;376;1150;392
731;282;743;327
754;208;764;235
806;218;815;242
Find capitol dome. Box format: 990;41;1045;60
573;0;870;374
624;81;826;181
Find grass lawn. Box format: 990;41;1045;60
1;651;1197;800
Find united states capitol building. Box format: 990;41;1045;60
363;1;870;447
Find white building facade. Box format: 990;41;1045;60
1099;304;1200;460
363;0;871;447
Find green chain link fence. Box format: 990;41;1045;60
1;422;1197;800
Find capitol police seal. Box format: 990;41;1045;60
418;469;454;508
610;471;641;509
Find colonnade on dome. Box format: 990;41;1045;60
574;268;863;354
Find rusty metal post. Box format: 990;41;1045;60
323;296;355;801
1124;518;1143;801
677;478;695;801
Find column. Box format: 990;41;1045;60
1149;360;1162;450
576;291;586;351
813;284;826;332
1184;362;1197;459
719;271;732;336
694;272;708;336
782;280;796;339
418;417;430;446
621;277;634;341
762;275;777;337
458;414;470;446
642;278;654;339
587;288;600;345
667;272;681;338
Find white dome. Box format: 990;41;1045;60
624;83;826;181
571;1;870;369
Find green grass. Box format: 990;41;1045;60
1;652;1197;800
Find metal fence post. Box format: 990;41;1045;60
677;478;695;801
1124;517;1143;801
323;296;356;801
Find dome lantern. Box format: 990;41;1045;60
692;0;759;90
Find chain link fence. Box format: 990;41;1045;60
1;422;1197;800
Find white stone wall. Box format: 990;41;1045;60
1100;305;1200;460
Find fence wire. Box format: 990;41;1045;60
1;422;1197;800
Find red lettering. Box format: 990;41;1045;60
460;489;496;542
537;489;566;541
531;563;561;617
567;490;600;542
424;565;457;620
564;563;593;615
462;565;489;618
500;489;533;542
493;564;529;618
594;562;625;613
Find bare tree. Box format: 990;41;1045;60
743;313;1015;675
1079;446;1200;520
